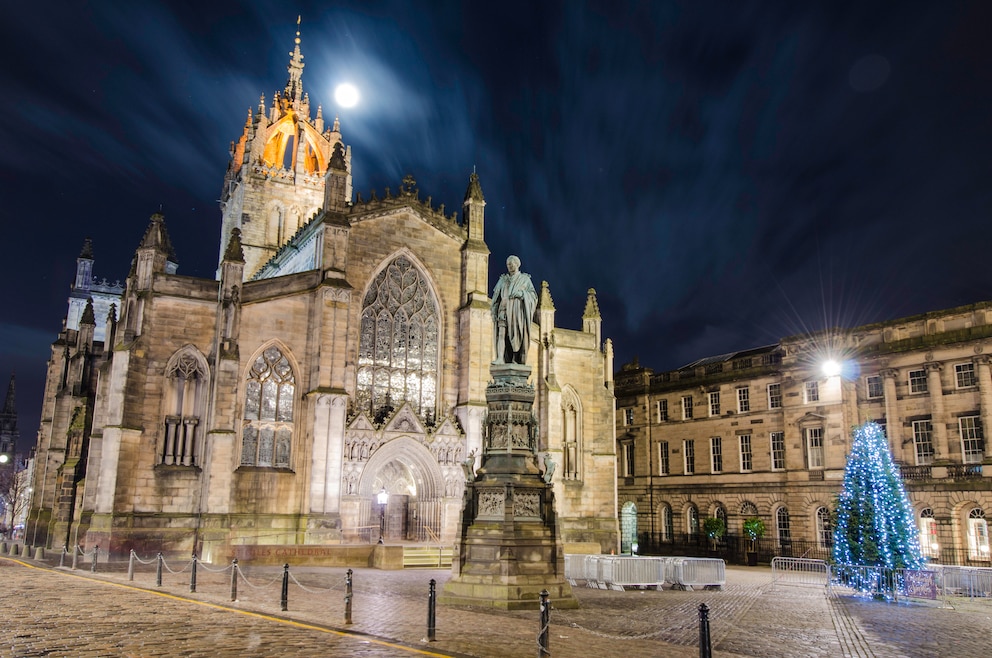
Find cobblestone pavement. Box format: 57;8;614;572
2;553;991;657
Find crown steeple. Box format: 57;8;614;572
284;16;305;104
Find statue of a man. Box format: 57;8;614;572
491;255;538;364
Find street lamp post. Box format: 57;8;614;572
377;488;388;544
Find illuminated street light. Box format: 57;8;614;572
377;488;388;544
822;359;841;377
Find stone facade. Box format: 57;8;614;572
615;302;992;564
25;27;618;561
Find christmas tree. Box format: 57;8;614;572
833;421;925;585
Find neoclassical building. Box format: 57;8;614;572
26;27;618;560
615;302;992;565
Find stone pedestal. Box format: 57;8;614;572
441;364;578;610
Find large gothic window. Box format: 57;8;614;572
162;349;208;466
241;346;295;468
356;256;439;420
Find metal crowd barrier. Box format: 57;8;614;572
771;557;830;587
667;557;725;591
932;565;992;598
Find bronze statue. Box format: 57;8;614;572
491;255;537;364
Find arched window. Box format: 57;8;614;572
919;508;938;558
356;256;439;421
687;505;699;537
776;507;791;543
967;508;989;560
241;346;295;468
715;505;727;527
561;387;582;480
659;504;673;542
816;507;833;549
162;349;208;466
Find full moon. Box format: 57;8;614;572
334;83;360;108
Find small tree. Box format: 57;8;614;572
703;517;726;549
743;517;765;550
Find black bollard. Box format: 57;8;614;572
538;589;550;657
128;550;135;581
230;559;238;601
698;603;712;658
280;563;289;611
344;568;353;625
190;552;198;593
425;579;437;642
91;545;99;573
156;552;163;587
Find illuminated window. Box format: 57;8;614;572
356;255;439;421
816;507;833;549
767;383;782;409
709;392;720;417
912;420;934;466
956;363;977;388
687;505;699;536
806;427;824;470
967;508;989;560
919;508;939;558
909;369;928;394
241;346;295;468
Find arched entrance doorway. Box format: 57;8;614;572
620;501;638;553
357;437;445;543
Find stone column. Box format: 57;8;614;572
974;355;992;458
880;369;902;461
925;362;949;461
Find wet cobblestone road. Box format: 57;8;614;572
1;554;990;656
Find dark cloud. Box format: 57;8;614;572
3;0;992;450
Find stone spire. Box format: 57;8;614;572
80;237;94;259
0;373;16;456
138;212;178;264
284;16;305;104
223;227;245;263
583;288;602;347
80;298;96;326
463;170;485;203
2;373;14;416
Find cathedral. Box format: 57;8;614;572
26;27;619;561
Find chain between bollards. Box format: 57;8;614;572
190;552;198;593
344;568;353;625
230;559;238;601
155;552;163;587
425;578;437;642
280;563;290;611
698;603;712;658
538;589;550;657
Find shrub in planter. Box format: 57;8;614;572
743;517;765;565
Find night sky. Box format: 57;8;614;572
3;1;992;451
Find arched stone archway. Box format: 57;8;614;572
354;436;447;543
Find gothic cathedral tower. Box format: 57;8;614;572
217;19;352;279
